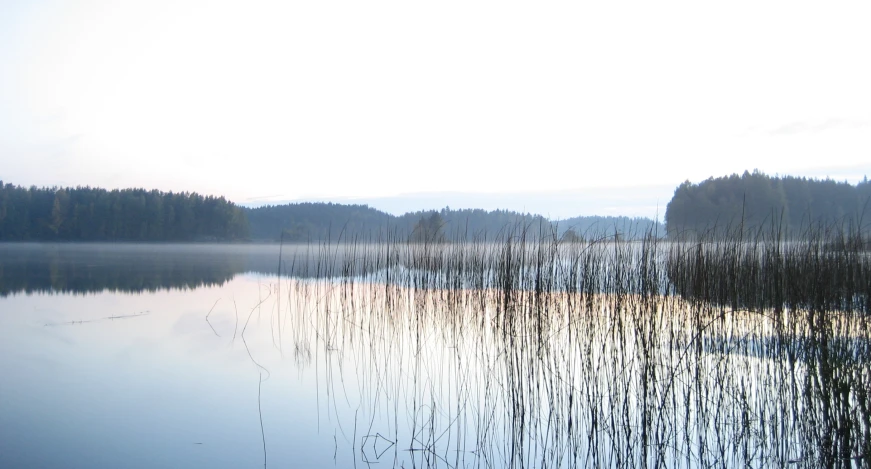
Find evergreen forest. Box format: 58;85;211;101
4;171;869;243
666;170;871;236
0;182;249;241
246;203;660;242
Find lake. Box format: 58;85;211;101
1;241;869;468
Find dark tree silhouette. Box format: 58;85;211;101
0;182;249;241
665;170;871;237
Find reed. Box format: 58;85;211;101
255;218;871;468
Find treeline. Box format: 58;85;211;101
245;203;545;241
246;202;393;240
665;170;871;236
245;203;662;242
0;182;249;241
558;214;662;239
402;209;661;242
0;181;664;243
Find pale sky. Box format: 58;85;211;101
1;0;869;218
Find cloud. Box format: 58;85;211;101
768;118;869;136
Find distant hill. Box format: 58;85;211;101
245;203;663;242
665;170;871;237
245;202;394;241
0;180;664;243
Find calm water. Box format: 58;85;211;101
0;243;493;468
1;244;328;468
1;242;869;468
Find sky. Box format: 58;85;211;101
1;0;869;219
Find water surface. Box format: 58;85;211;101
1;242;869;468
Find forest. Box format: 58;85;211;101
0;182;249;241
0;181;660;242
665;170;871;236
246;203;661;242
15;171;871;243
